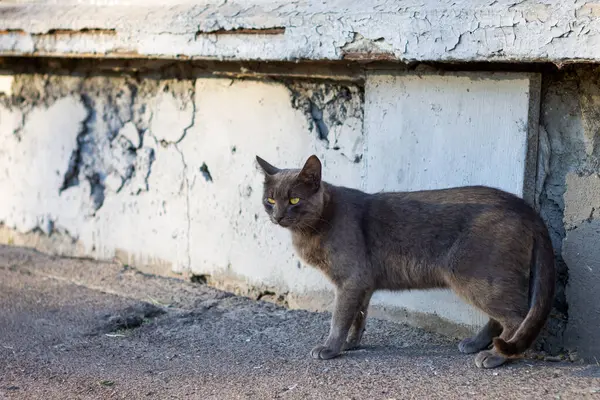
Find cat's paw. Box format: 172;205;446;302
311;345;341;360
342;339;361;351
474;350;507;369
459;337;489;354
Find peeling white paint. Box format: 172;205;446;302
118;121;140;149
1;1;599;63
0;75;365;291
0;96;90;235
180;78;364;290
0;72;543;333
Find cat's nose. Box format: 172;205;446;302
274;215;284;223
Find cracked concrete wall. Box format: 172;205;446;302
539;67;600;361
0;74;195;271
3;65;600;360
181;79;364;292
0;73;364;291
2;1;600;64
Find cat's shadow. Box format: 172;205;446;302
343;343;459;359
341;344;563;370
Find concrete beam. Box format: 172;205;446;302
1;1;600;64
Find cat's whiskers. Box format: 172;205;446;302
297;222;320;235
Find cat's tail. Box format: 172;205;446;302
493;223;556;357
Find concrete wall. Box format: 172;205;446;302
2;64;600;360
539;68;600;360
0;69;539;332
2;1;600;64
364;72;539;329
0;73;366;290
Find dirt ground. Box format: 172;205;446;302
1;245;599;400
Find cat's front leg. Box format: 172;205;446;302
343;291;373;351
311;285;369;360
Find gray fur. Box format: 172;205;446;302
255;155;556;369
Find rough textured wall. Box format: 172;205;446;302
0;72;364;290
3;65;600;360
2;1;600;64
540;67;600;360
0;74;191;271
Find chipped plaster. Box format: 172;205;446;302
1;1;600;64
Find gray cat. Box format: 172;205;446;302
255;154;555;369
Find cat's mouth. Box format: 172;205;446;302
271;217;293;228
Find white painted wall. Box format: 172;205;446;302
0;72;538;331
180;79;364;292
364;72;536;327
0;97;91;236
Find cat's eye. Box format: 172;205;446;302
267;198;276;204
289;197;300;205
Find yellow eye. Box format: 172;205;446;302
267;198;275;204
289;197;300;205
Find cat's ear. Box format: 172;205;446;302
298;155;321;188
255;155;280;176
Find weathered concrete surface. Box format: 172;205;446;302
564;172;600;229
1;1;600;64
181;78;364;285
538;68;600;360
0;74;364;281
363;72;538;329
1;245;599;400
6;64;600;361
562;172;600;361
563;219;600;361
0;71;546;338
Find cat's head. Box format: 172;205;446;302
255;154;324;229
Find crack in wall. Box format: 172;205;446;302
176;96;196;145
140;79;197;271
174;143;192;271
196;27;286;36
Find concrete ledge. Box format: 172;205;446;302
1;1;600;64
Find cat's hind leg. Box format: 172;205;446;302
458;318;503;354
474;317;523;369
